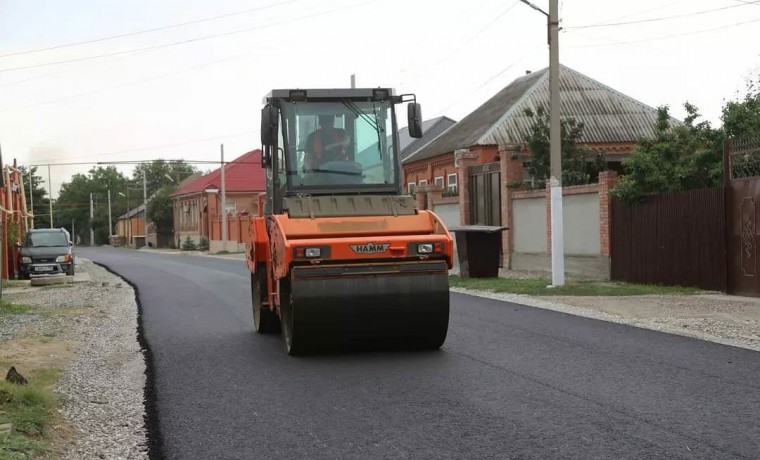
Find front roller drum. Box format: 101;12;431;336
280;265;450;355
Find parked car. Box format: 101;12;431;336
17;228;75;279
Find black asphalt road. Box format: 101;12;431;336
80;248;760;460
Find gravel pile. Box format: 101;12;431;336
1;259;149;458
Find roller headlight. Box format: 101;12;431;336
417;243;434;254
305;248;321;258
55;255;71;263
21;256;31;264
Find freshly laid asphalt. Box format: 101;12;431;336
79;247;760;460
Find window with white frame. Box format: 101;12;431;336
419;179;428;187
408;182;416;194
447;173;458;192
434;176;444;187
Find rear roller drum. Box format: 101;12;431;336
252;267;279;334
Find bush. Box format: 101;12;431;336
181;236;197;251
198;237;209;251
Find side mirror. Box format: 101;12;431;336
15;242;22;248
407;102;423;139
69;240;74;246
261;105;279;147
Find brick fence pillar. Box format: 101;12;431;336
415;187;428;210
500;147;524;268
456;151;480;225
598;170;618;257
427;184;443;210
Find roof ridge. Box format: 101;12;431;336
476;67;550;145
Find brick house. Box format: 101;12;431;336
399;116;456;163
405;65;671;279
171;149;265;249
403;64;666;193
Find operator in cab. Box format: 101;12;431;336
302;114;362;185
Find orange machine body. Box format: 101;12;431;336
245;210;454;311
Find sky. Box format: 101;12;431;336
1;0;759;198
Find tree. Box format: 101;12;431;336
55;167;130;245
522;106;607;189
611;103;724;204
132;160;197;197
146;185;175;240
722;73;760;140
19;166;51;229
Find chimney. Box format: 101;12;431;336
525;70;532;75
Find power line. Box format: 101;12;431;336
569;16;760;48
566;1;759;29
0;0;303;59
432;43;543;118
397;1;520;87
26;130;257;164
0;0;378;74
0;42;270;111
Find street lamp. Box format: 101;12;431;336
519;0;564;287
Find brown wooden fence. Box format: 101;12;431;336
610;187;727;291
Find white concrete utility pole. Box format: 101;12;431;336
519;0;565;287
28;172;34;229
143;171;148;248
48;164;53;228
351;74;356;88
548;0;565;287
107;188;113;238
89;192;94;246
221;143;227;252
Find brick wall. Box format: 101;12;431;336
508;171;619;278
456;151;480;226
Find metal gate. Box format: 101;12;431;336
468;162;501;226
726;138;760;296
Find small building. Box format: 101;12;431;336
171;149;265;252
403;64;664;193
115;205;149;248
404;64;670;279
399;116;457;163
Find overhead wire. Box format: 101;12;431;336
397;0;517;87
0;0;379;73
431;43;544;118
27;130;257;164
568;16;760;48
565;1;760;29
0;0;304;59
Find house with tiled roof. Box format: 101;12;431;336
171;149;265;250
398;116;456;162
403;64;668;193
406;64;673;279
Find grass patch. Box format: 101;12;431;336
2;281;28;289
0;302;31;316
0;367;61;459
449;276;700;296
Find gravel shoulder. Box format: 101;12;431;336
451;287;760;351
0;258;148;459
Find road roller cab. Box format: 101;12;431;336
246;88;454;354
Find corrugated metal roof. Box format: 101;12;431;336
405;65;669;164
400;116;457;161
